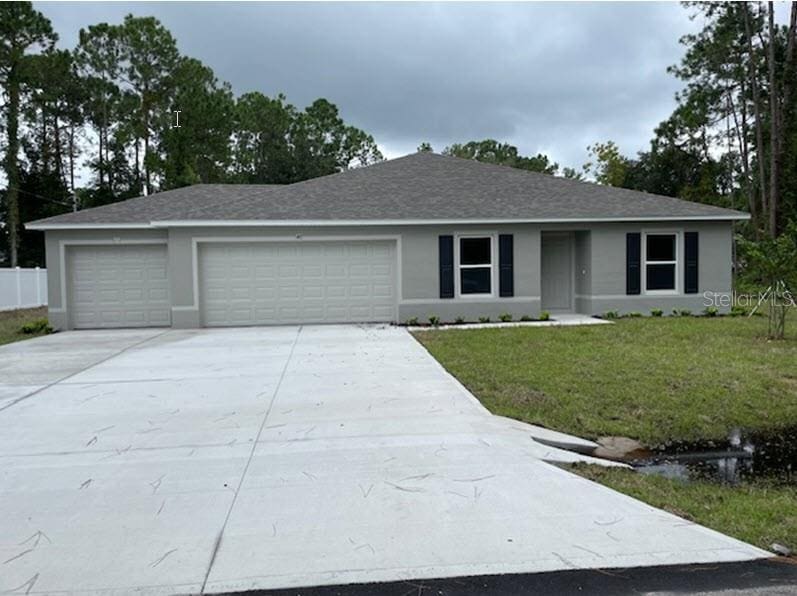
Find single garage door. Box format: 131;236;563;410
199;241;396;326
67;245;171;329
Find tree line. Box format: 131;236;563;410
2;1;797;281
582;2;797;242
426;3;796;244
0;2;382;266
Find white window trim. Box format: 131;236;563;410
642;230;681;295
454;233;497;299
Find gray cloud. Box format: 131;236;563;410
40;1;701;169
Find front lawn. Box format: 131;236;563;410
570;464;797;553
413;315;797;445
0;307;50;346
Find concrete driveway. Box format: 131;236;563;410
0;325;767;595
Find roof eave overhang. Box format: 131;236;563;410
24;222;156;231
151;214;752;226
26;213;751;231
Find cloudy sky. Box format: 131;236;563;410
39;1;712;170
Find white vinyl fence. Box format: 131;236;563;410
0;267;48;311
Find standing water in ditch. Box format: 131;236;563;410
629;426;797;485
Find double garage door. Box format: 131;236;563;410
199;241;397;326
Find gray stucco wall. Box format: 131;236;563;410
576;221;733;315
166;224;541;328
42;219;734;329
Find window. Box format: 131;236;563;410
645;233;677;292
458;236;492;295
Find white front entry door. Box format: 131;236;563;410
198;240;397;326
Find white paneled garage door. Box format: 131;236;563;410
199;241;397;326
67;245;171;329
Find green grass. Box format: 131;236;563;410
413;315;797;445
0;307;50;346
570;464;797;552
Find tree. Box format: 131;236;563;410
665;2;797;238
417;142;433;152
583;141;630;187
290;99;382;181
74;22;123;196
766;1;780;236
780;4;797;228
561;167;583;180
520;153;558;175
443;139;559;174
743;2;769;234
25;49;85;208
159;57;235;188
0;1;56;266
663;3;761;226
9;48;82;265
117;15;180;194
232;92;296;184
232;95;380;184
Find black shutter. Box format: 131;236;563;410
499;234;514;297
439;235;454;299
684;231;699;294
626;233;641;295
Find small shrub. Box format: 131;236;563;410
603;310;619;320
650;308;663;317
520;315;533;322
428;315;441;326
737;225;797;339
703;306;719;317
454;316;465;324
498;312;513;322
730;305;747;317
671;308;681;317
478;316;491;323
679;309;692;317
539;311;551;321
406;316;419;326
19;319;53;335
625;311;642;318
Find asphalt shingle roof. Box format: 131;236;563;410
27;152;747;227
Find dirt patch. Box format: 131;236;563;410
782;376;797;390
0;306;47;322
501;387;552;408
593;436;650;460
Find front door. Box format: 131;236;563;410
541;233;573;311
